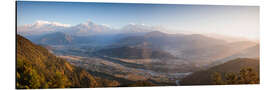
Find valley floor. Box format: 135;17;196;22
58;54;192;86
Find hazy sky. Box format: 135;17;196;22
17;1;259;40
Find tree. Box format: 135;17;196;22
212;72;225;85
212;68;259;84
128;80;155;87
54;71;71;88
237;68;259;84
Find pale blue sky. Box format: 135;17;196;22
17;1;259;40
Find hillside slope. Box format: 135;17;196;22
35;32;73;45
16;35;99;88
207;44;259;68
96;46;177;59
181;58;259;85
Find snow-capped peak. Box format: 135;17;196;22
34;20;71;27
122;23;164;33
17;20;71;35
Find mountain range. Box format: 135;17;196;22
18;20;158;36
17;20;260;87
21;29;259;68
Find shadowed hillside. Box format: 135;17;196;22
35;32;73;45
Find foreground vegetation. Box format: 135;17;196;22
212;68;259;84
181;58;259;85
16;35;127;88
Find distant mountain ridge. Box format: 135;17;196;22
106;31;258;66
96;46;178;59
27;30;260;69
206;44;259;68
35;32;73;45
19;27;259;70
28;32;123;46
17;20;164;36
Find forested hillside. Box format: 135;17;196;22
181;58;259;85
16;35;112;88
